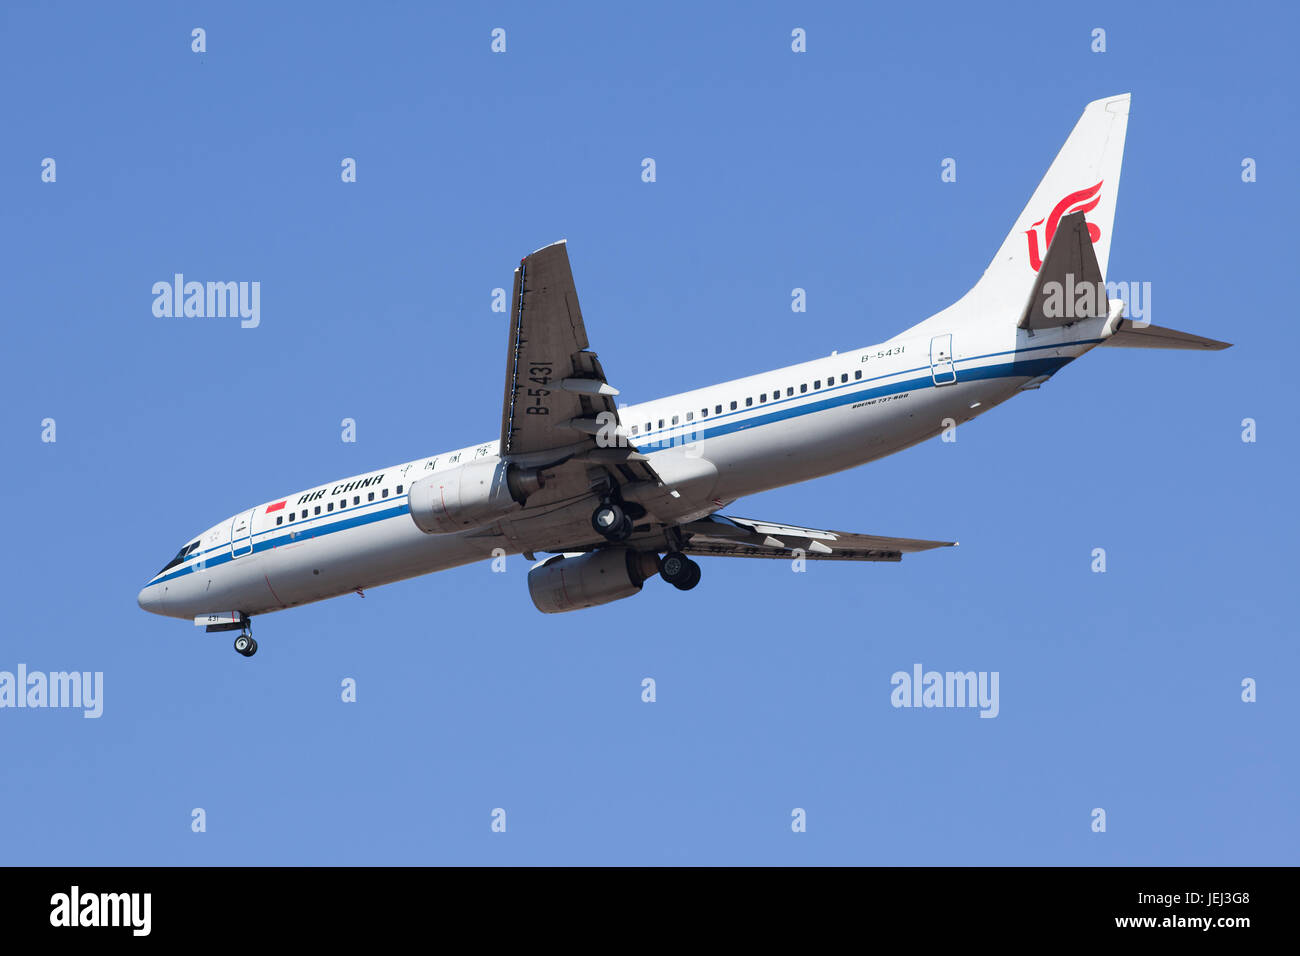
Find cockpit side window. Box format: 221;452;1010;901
158;539;200;575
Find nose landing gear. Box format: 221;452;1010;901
233;623;258;657
201;612;259;657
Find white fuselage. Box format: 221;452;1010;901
137;316;1106;622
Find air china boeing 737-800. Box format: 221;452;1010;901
138;93;1227;656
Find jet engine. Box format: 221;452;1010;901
528;548;661;614
408;459;544;535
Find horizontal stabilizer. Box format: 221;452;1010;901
1100;320;1232;350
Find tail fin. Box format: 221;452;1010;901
972;93;1130;320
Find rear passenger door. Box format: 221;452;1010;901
929;334;956;386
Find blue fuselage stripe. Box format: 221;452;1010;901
153;501;411;585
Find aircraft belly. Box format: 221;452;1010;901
161;551;270;620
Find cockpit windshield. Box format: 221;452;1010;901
158;539;200;576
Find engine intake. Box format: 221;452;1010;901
408;459;543;535
528;549;661;614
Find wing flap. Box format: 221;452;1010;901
680;514;956;562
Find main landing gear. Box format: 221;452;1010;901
592;499;634;542
589;495;701;590
233;622;258;657
659;551;701;591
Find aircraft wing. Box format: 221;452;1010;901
677;514;957;562
500;241;647;473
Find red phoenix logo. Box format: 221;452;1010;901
1024;181;1103;271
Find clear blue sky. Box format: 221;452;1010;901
2;0;1295;865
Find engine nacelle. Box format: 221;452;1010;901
528;549;661;614
408;459;543;534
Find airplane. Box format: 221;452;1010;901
138;92;1229;656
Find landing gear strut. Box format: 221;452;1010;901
233;622;258;657
592;500;633;542
660;551;701;591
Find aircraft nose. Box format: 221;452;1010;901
137;584;164;616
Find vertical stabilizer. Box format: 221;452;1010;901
975;93;1130;320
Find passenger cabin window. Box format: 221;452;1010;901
353;496;360;505
382;488;389;498
841;373;848;383
745;397;753;407
800;384;808;393
701;408;708;418
631;425;639;435
814;380;821;389
672;415;679;425
715;405;722;414
685;411;693;422
730;401;737;410
658;419;664;429
397;484;403;494
759;393;766;403
787;387;794;396
327;502;334;512
276;516;283;526
368;492;375;502
855;370;862;380
315;505;321;515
